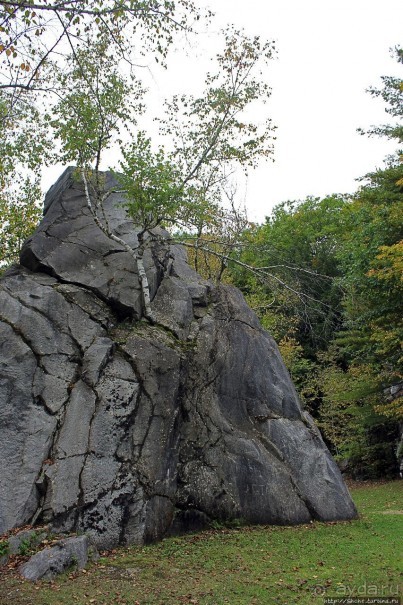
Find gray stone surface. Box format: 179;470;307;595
8;527;49;555
0;168;357;548
19;535;90;581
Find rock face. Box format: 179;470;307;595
0;168;357;548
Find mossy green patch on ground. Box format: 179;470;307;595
0;481;402;605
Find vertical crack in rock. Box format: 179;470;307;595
0;168;357;545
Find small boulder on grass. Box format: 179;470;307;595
8;527;50;555
1;526;50;566
19;535;93;581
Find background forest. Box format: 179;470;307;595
225;49;403;477
0;2;402;479
228;155;403;478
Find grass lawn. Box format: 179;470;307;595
0;481;402;605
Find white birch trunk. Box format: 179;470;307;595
81;170;155;323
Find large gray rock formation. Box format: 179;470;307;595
0;168;357;548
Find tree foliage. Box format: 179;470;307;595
338;161;403;376
227;48;403;478
28;20;276;319
0;0;207;271
117;29;276;237
229;159;402;477
51;36;144;170
358;45;403;145
0;175;41;266
230;195;348;352
0;1;202;96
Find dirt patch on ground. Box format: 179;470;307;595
378;510;403;514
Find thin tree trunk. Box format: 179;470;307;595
81;169;155;323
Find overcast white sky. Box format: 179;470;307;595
148;0;403;221
44;0;403;222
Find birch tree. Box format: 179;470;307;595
48;28;277;320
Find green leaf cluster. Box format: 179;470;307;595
118;132;184;232
0;176;42;268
